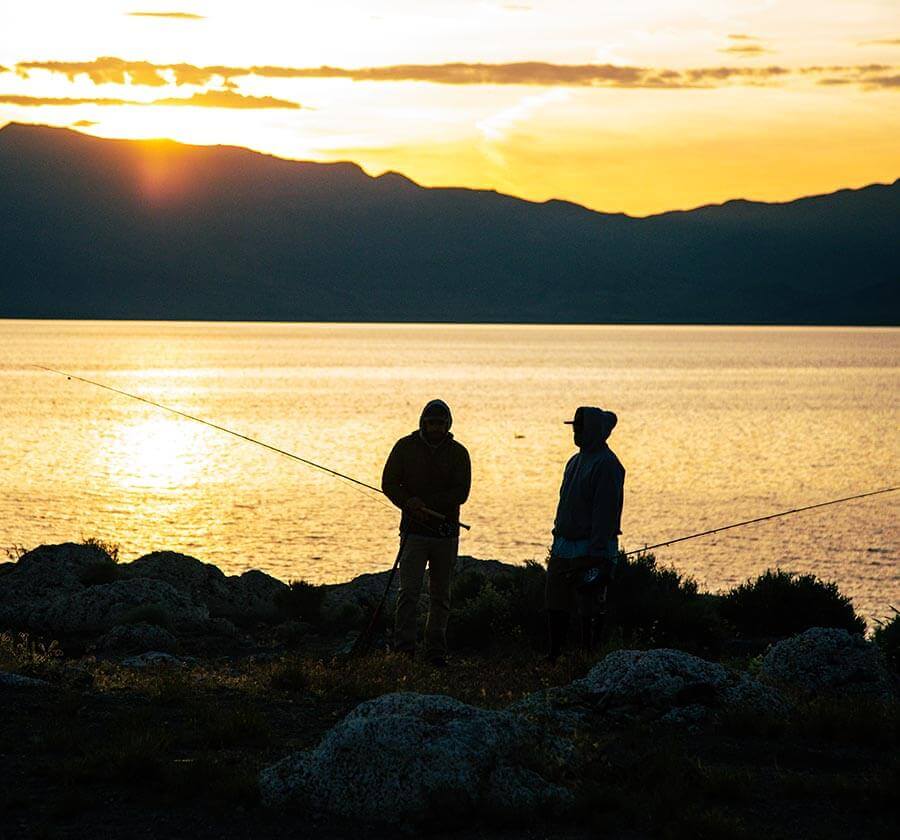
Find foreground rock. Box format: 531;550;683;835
259;692;574;825
760;627;895;701
513;648;786;730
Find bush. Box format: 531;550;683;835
610;553;727;653
274;579;326;623
80;536;120;563
448;561;547;651
873;606;900;672
719;569;865;638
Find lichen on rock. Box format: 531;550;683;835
259;691;574;825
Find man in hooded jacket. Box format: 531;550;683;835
382;399;471;664
546;406;625;660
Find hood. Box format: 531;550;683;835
419;399;453;433
574;406;617;450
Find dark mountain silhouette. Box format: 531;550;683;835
1;122;897;323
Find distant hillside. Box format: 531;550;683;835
0;123;897;324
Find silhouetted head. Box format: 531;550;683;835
420;399;452;445
565;406;617;450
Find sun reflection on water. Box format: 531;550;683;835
100;416;208;493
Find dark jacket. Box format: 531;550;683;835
553;406;625;557
382;403;471;538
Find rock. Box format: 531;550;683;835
226;569;288;624
0;543;115;628
759;627;894;701
33;578;208;635
124;552;287;624
97;622;179;654
512;648;786;730
320;555;520;621
121;651;187;668
259;692;573;825
0;670;51;689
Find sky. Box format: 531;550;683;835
1;0;898;215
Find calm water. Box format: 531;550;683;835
2;321;898;622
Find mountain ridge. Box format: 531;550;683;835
1;123;897;324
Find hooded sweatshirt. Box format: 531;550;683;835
382;400;472;537
552;406;625;558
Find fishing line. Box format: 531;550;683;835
33;365;467;531
622;486;898;557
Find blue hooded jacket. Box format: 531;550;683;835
552;406;625;558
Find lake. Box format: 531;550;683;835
2;320;897;622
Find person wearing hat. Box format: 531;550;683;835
382;399;471;666
546;406;625;661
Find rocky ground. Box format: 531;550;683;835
1;543;897;839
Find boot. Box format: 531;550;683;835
546;610;569;663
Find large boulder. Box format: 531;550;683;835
759;627;894;701
96;621;179;655
0;543;115;628
124;552;287;624
259;692;574;826
32;578;208;635
513;648;786;730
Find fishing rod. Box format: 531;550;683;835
33;365;471;531
623;485;898;557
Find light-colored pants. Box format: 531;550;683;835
394;534;458;657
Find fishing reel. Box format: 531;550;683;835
436;521;455;538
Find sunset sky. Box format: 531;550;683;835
1;0;898;215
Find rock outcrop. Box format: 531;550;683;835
513;648;787;730
0;543;115;628
760;627;894;701
259;692;574;825
96;621;179;654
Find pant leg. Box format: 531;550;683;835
394;535;428;653
424;537;457;658
545;554;576;614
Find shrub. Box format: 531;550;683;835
719;569;865;638
80;536;120;563
873;606;899;672
274;578;326;623
610;553;727;653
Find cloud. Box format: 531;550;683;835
17;57;170;86
0;94;133;106
152;90;301;108
72;119;98;126
127;11;204;19
15;57;899;92
0;90;301;108
727;34;758;40
858;38;900;46
719;45;772;56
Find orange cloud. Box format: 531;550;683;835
152;90;301;108
127;11;204;19
0;91;300;108
14;57;900;92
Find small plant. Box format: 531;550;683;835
2;544;28;562
719;569;866;638
274;578;326;623
80;536;120;563
0;631;62;672
873;605;899;672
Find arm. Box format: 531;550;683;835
588;460;622;558
381;440;411;510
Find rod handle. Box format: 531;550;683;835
422;506;471;531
